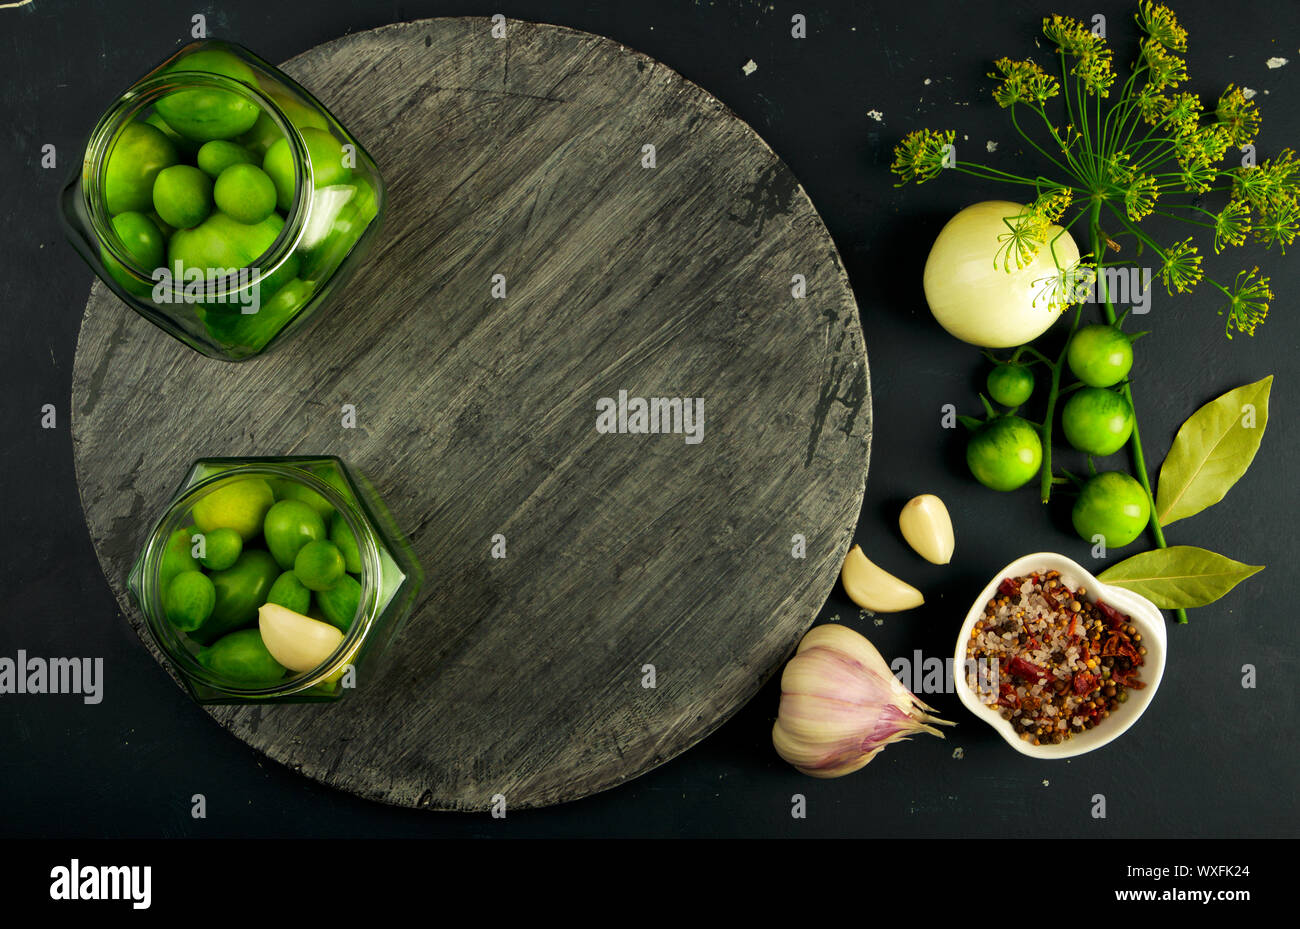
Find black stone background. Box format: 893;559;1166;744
1;0;1296;838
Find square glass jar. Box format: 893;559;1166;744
61;40;385;361
128;457;421;704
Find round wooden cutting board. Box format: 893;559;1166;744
71;18;870;810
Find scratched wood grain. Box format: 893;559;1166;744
70;18;870;810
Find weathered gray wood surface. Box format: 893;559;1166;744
71;18;870;810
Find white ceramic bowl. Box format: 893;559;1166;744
953;552;1167;759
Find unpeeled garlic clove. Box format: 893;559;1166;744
898;493;955;564
840;544;924;612
258;602;345;672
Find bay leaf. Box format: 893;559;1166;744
1098;546;1264;608
1155;376;1272;526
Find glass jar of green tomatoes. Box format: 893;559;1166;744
128;457;421;704
60;40;384;361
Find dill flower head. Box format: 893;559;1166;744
1158;238;1204;294
1042;14;1115;95
989;58;1061;108
1220;267;1272;338
890;129;956;185
1136;1;1188;53
1139;38;1188;91
1213;200;1251;253
1216;85;1261;147
1124;173;1160;221
1231;148;1300;214
1251;200;1299;254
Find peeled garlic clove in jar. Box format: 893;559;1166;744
258;602;345;672
898;494;955;564
840;544;924;612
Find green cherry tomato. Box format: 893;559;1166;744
196;139;257;178
263;127;352;211
263;499;327;570
196;549;280;644
987;364;1035;407
192;477;276;541
966;416;1043;492
103;121;178;214
1067;324;1134;388
197;628;287;684
163;569;216;631
1072;471;1150;548
214;163;277;224
269;479;335;520
294;540;346;591
316;573;361;631
160;526;200;586
1061;387;1134;456
330;512;362;574
152;164;213;230
154;49;261;142
198;526;243;571
108;211;166;270
266;570;312;615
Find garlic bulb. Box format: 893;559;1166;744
840;545;924;612
772;624;953;777
899;494;955;564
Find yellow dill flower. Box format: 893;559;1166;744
890;129;957;185
1042;14;1114;96
1159;92;1203;137
1159;238;1203;294
1140;38;1187;91
1216;85;1262;147
1220;267;1271;338
989;58;1061;108
1136;1;1188;53
1124;174;1160;221
1213;200;1251;253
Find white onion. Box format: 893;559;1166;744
923;200;1080;348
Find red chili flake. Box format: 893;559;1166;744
998;681;1020;708
999;577;1021;598
1072;671;1098;695
1112;669;1147;690
1095;599;1129;630
1008;656;1049;683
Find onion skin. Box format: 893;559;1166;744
923;200;1080;348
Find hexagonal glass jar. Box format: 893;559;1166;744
60;39;385;361
128;457;420;704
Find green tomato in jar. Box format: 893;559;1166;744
196;139;257;178
263;499;327;570
966;415;1043;492
269;477;335;520
294;540;346;591
154;49;261;142
263;127;352;211
986;364;1035;407
195;549;280;644
168;211;298;302
102;211;166;296
197;526;243;571
1071;471;1150;548
199;277;315;356
1061;387;1134;456
159;526;200;586
213;163;277;224
266;570;312;615
152;164;213;230
1067;324;1135;388
330;512;363;574
192;477;275;540
163;569;216;631
103;121;178;214
316;573;361;632
197;628;287;684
